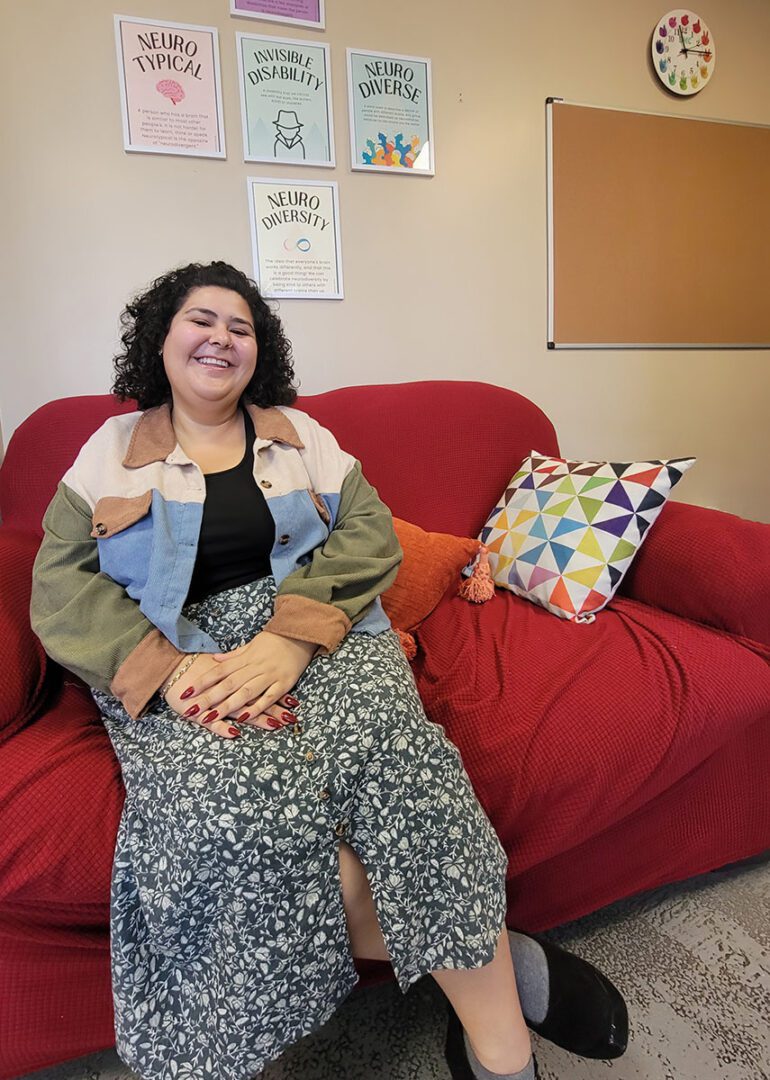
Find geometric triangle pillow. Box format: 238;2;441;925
479;451;695;623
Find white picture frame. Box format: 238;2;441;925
346;47;435;175
247;177;344;300
114;14;225;158
236;33;335;167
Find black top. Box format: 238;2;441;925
187;412;275;602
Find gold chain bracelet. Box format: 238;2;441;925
160;653;199;699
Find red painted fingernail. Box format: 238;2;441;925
203;711;218;724
202;715;214;725
265;717;282;729
184;704;200;717
284;695;299;707
228;726;241;737
281;712;297;723
180;687;195;700
237;712;250;722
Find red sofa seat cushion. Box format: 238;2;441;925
0;681;122;908
413;590;770;880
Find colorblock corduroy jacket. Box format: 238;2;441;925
31;403;402;719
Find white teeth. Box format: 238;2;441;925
195;357;229;368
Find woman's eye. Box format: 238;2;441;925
192;319;210;327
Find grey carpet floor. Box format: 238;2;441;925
21;856;770;1080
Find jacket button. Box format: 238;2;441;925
260;479;272;489
279;534;290;545
94;523;107;536
334;822;347;837
318;788;330;801
305;750;315;762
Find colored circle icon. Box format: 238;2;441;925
282;238;312;252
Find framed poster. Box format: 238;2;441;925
236;34;334;166
346;48;434;174
114;15;225;157
230;0;325;31
247;177;343;299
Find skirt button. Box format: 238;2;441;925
318;788;330;800
305;750;315;761
334;821;347;837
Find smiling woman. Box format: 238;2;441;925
30;260;626;1080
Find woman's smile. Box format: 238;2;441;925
194;355;231;368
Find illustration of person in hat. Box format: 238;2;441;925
273;110;306;161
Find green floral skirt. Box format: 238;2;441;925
94;577;507;1080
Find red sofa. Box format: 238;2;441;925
2;381;769;1078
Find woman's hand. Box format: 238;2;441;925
163;647;308;739
166;633;317;737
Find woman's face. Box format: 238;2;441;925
162;286;258;412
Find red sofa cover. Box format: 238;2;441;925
1;381;769;1078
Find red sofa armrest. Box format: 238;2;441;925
0;529;49;745
620;501;770;647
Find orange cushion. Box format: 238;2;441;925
381;518;480;632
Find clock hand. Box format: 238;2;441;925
678;25;688;54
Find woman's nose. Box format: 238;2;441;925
209;323;231;347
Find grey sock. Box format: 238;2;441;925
463;1032;536;1080
507;931;549;1025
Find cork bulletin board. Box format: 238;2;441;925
546;100;770;348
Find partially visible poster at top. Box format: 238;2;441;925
231;0;325;31
114;15;225;157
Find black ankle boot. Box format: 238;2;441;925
515;932;628;1059
444;1004;540;1080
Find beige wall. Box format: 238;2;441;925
2;0;769;520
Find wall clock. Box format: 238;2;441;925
652;10;715;95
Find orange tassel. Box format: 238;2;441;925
395;628;418;659
458;545;495;604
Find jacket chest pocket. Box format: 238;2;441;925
92;492;154;591
91;492;153;538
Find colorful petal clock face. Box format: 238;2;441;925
652;10;715;95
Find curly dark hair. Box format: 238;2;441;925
112;261;297;409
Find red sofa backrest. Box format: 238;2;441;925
0;381;558;540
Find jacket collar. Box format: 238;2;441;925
123;402;304;468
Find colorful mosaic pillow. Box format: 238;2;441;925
480;451;695;622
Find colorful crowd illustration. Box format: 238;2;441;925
362;132;421;167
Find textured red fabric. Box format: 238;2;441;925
297;381;560;536
413;587;770;899
0;909;114;1080
621;500;770;647
0;680;121;906
506;713;770;931
0;530;48;744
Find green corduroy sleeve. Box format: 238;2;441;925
264;461;402;652
30;483;183;718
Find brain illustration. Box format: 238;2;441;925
156;79;185;106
